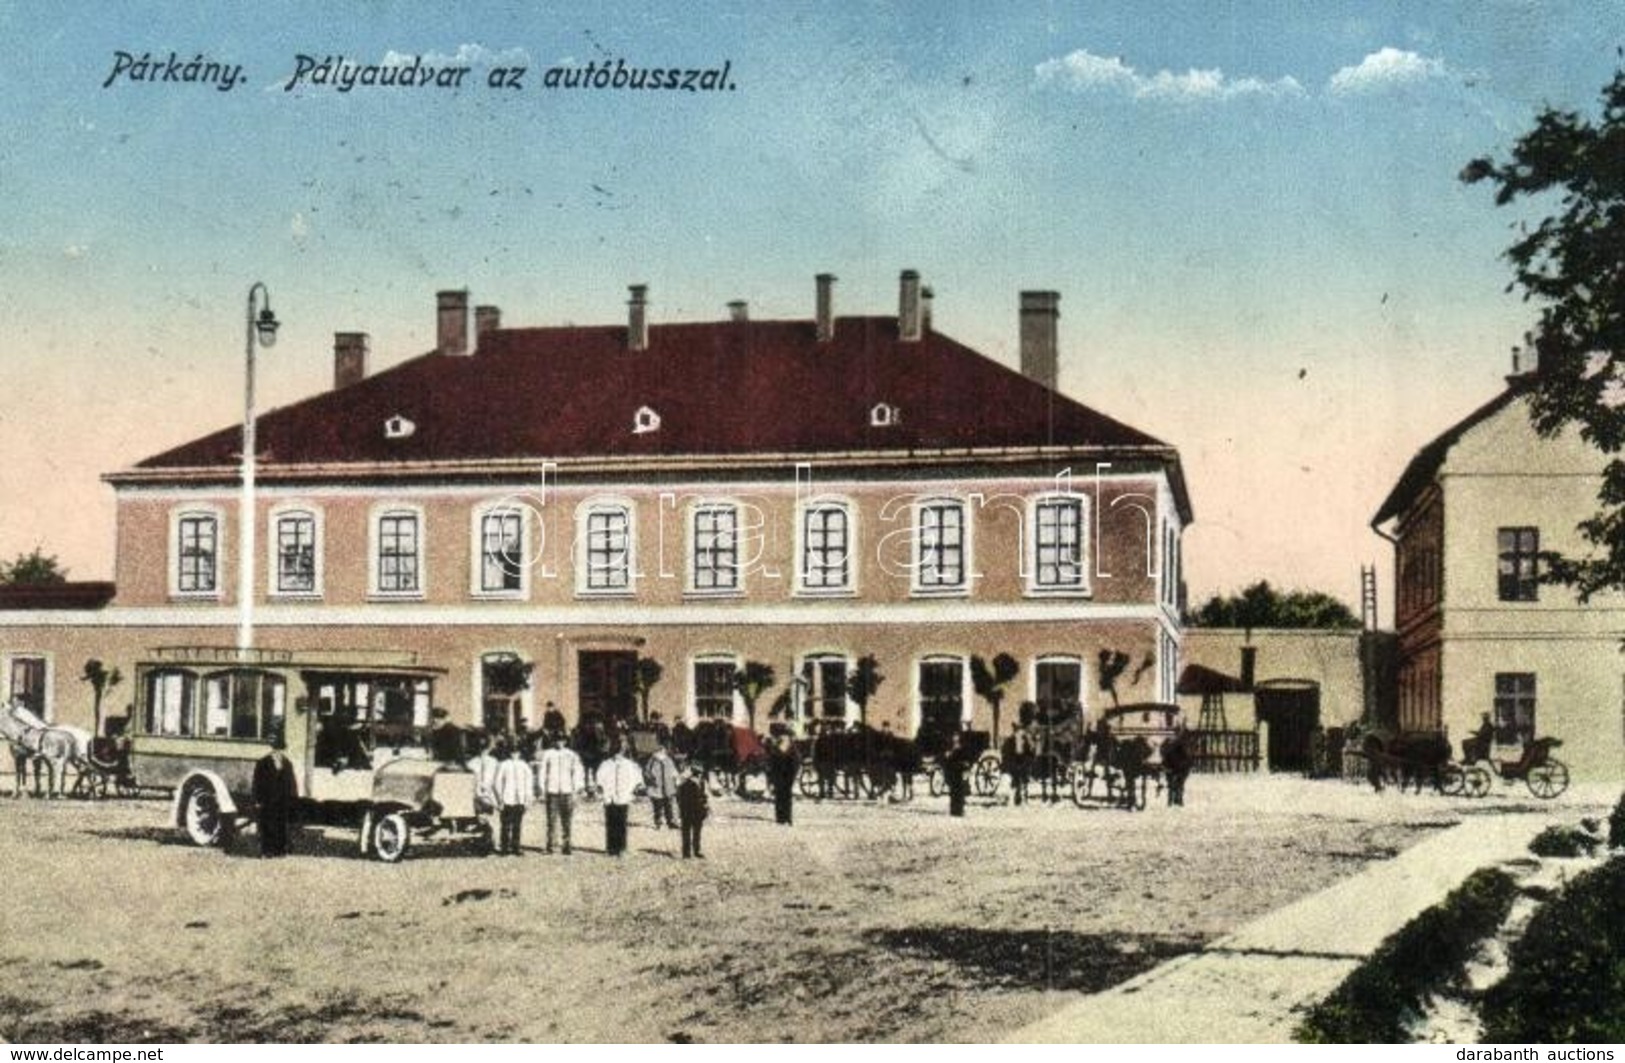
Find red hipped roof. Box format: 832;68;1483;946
133;316;1188;513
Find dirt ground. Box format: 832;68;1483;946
0;775;1507;1043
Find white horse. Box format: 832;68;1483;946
0;699;91;798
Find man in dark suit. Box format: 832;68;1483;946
251;731;299;858
676;764;709;859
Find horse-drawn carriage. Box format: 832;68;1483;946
1068;703;1180;810
128;647;489;862
1444;734;1569;800
674;718;768;795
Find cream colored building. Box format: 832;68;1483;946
1373;378;1625;781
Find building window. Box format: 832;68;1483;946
375;510;422;595
273;510;318;595
799;502;852;593
915;499;967;592
1031;496;1087;592
691;503;740;593
478;508;525;594
201;669;286;741
480;652;533;734
692;657;739;721
8;655;48;720
175;512;219;595
800;654;850;723
917;658;965;741
1035;657;1084;724
1498;527;1539;602
581;503;633;593
1493;673;1536;746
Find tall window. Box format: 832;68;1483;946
582;504;632;592
479;509;524;593
8;656;47;719
691;504;740;592
176;513;219;594
915;499;967;592
1493;673;1536;745
917;658;965;740
275;512;317;594
800;502;852;592
801;655;850;721
1498;527;1539;602
1035;657;1084;724
376;511;422;594
692;658;737;721
1032;496;1086;591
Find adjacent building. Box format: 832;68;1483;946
1372;375;1625;780
2;273;1192;744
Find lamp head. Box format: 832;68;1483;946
255;305;280;348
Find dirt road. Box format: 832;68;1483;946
0;777;1507;1043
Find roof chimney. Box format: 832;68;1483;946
436;289;471;356
1240;645;1257;693
898;270;922;343
815;273;836;343
474;304;502;340
627;284;649;351
921;285;934;333
333;332;369;390
1019;290;1060;391
727;300;749;323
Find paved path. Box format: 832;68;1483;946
1010;809;1569;1043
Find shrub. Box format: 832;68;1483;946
1481;857;1625;1043
1295;868;1519;1043
1528;825;1601;859
1609;792;1625;849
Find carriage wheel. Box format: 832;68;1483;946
180;781;231;848
973;753;1002;798
371;811;411;863
1526;759;1569;800
1440;764;1466;797
927;766;946;798
797;764;819;799
1465;765;1493;798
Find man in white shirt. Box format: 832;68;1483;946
536;734;585;855
492;742;534;856
595;743;641;856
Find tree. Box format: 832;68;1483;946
1462;69;1625;601
0;547;67;585
730;661;776;732
481;654;532;733
1186;580;1360;629
849;655;884;730
81;658;123;739
970;653;1020;742
1098;649;1131;709
633;657;663;722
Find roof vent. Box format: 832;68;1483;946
869;402;901;428
384;414;417;440
632;406;661;435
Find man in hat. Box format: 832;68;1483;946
430;707;466;766
251;727;298;858
676;763;709;859
595;742;641;856
492;740;534;856
537;733;585;854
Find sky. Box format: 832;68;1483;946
1;0;1622;619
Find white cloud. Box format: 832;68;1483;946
1327;47;1448;95
290;212;310;242
62;244;86;259
1034;49;1303;102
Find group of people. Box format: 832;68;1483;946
470;733;710;859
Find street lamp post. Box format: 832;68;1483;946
239;283;279;654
